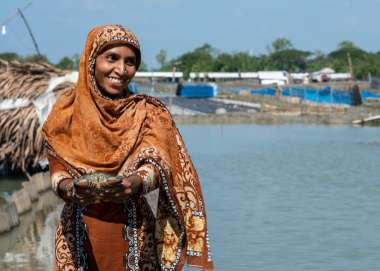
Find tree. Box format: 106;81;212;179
270;38;293;52
213;53;235;71
145;39;380;79
337;41;357;50
307;51;332;72
156;49;167;69
174;43;217;77
23;54;50;63
56;54;80;70
328;40;369;76
329;40;367;60
267;49;311;72
56;56;75;70
233;52;260;71
213;52;259;72
0;52;21;61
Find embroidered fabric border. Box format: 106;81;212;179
187;250;202;257
51;171;71;193
124;200;139;271
191;210;204;217
46;142;89;270
144;157;184;271
206;232;212;262
75;205;87;270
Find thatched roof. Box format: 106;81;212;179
0;60;75;175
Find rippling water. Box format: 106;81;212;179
1;124;380;270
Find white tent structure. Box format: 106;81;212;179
258;71;289;86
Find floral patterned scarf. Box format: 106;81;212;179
42;25;214;270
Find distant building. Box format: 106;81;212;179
257;71;289;86
311;68;351;82
134;71;183;82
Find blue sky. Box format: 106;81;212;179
0;0;379;68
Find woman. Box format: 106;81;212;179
42;24;213;271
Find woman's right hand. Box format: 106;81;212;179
58;176;125;204
58;179;97;204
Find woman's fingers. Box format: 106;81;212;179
74;193;95;204
70;174;141;204
100;189;131;203
103;176;123;188
74;179;91;188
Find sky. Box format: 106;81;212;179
0;0;379;69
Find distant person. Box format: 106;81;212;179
42;24;213;271
351;84;362;106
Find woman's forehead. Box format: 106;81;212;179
98;43;137;56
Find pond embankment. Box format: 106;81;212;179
0;172;51;234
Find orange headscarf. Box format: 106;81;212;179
43;25;214;270
43;24;145;173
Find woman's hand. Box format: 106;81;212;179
58;174;143;204
75;176;124;204
58;176;123;205
101;174;143;203
58;178;97;204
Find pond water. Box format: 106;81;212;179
1;124;380;271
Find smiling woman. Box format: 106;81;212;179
41;24;214;271
95;45;138;98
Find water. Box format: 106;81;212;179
1;124;380;270
0;191;62;271
0;176;24;194
181;125;380;271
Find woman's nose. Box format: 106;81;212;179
115;61;127;75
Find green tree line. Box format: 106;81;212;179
156;38;380;80
0;52;81;70
1;38;380;80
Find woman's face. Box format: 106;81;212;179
95;44;137;98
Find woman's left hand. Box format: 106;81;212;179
101;174;143;203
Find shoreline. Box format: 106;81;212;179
173;111;377;125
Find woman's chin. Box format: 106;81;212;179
100;88;125;98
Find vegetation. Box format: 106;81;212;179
0;52;50;64
1;38;379;79
156;38;380;79
56;54;80;70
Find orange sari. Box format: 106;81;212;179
42;25;214;271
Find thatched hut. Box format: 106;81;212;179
0;60;77;176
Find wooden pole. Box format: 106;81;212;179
347;52;354;82
17;7;41;57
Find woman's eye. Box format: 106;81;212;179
125;58;136;66
106;54;118;62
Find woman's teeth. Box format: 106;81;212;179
107;76;122;83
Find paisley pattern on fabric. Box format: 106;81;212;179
125;147;185;270
43;24;213;271
174;133;207;256
55;204;78;270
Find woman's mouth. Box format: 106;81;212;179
106;76;124;85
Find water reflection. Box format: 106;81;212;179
0;176;24;194
0;191;62;271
